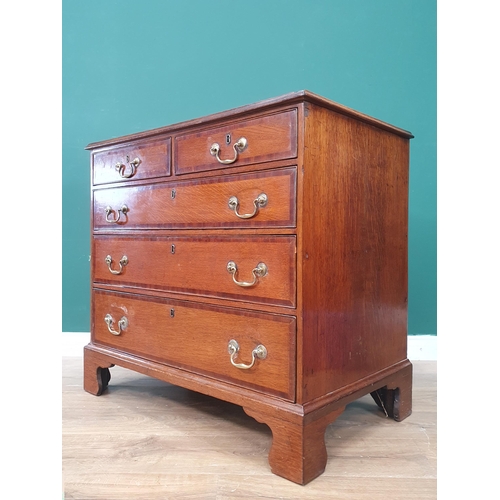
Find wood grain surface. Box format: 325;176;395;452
93;167;297;230
174;109;297;175
93;235;296;307
92;290;296;400
93;137;171;185
63;359;436;499
298;102;410;403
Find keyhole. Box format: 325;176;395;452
171;244;176;254
225;133;231;145
170;308;175;318
171;189;176;199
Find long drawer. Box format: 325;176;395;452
93;167;296;229
93;235;296;307
93;290;296;400
92;137;171;185
174;109;297;175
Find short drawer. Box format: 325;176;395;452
174;109;297;175
93;167;296;229
92;137;171;185
93;235;296;307
93;290;296;400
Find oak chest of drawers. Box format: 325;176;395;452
84;90;413;484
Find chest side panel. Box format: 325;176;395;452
298;103;410;403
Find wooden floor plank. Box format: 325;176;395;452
63;359;436;499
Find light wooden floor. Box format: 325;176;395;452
62;359;436;500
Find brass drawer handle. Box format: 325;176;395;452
104;314;128;336
210;137;247;164
226;261;268;287
227;339;267;370
228;193;268;219
105;204;129;223
115;156;140;178
105;254;128;275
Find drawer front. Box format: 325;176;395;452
93;235;296;307
174;109;297;175
93;290;296;400
93;167;296;229
93;137;171;185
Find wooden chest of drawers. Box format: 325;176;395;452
84;90;413;484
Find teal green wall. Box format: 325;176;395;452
63;0;436;334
